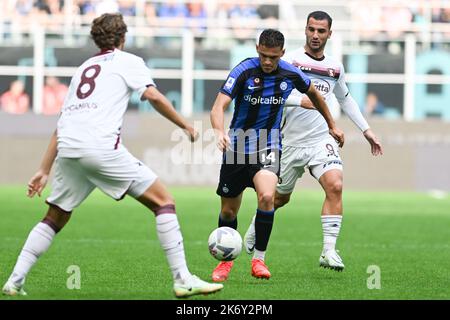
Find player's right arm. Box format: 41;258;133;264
28;130;57;198
211;60;250;151
142;86;198;142
122;54;197;141
305;84;345;147
210;92;232;151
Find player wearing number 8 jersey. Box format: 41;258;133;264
2;13;223;298
210;29;344;282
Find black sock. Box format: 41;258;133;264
255;208;274;251
218;213;237;229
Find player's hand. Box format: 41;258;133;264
329;127;345;148
184;125;199;142
300;96;316;110
27;170;49;198
215;131;231;152
363;128;383;156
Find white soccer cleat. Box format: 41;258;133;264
319;249;345;271
2;281;27;296
243;215;256;254
173;275;223;298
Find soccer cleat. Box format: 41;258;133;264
173;275;223;298
2;281;27;296
251;259;271;279
243;216;256;254
319;249;345;271
212;261;234;282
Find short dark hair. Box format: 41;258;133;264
307;11;332;29
258;29;284;49
91;13;128;50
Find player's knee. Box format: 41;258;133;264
258;192;275;208
221;208;238;220
326;179;343;196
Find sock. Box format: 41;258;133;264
254;208;274;256
155;207;191;284
218;212;237;229
321;215;343;252
9;221;56;286
253;249;266;261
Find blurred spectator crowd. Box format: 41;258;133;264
0;1;278;42
1;1;449;117
0;1;448;43
0;77;68;115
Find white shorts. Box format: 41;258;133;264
46;149;157;212
277;136;343;194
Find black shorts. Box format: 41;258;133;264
216;149;281;198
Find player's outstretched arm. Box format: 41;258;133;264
305;85;345;147
210;92;232;151
28;130;57;198
336;94;383;156
363;128;383;156
142;86;198;142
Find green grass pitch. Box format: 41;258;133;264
1;185;449;300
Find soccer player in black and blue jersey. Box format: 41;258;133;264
210;29;344;282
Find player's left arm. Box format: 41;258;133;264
142;86;198;142
334;67;383;156
124;57;197;141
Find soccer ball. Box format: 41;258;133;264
208;227;242;261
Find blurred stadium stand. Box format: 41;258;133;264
0;0;449;120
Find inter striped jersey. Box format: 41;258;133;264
220;57;311;154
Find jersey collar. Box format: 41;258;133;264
304;51;325;61
94;48;115;57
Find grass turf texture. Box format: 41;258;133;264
0;185;449;300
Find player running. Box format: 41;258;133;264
2;13;223;298
210;28;344;282
244;11;383;271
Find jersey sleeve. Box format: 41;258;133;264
334;63;370;132
292;69;311;94
219;61;249;99
119;56;156;99
333;63;350;100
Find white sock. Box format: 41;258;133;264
321;215;342;252
9;222;56;286
253;249;266;261
155;214;191;284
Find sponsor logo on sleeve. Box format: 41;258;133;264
225;77;236;90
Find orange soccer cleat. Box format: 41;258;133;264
212;261;234;282
251;259;271;279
